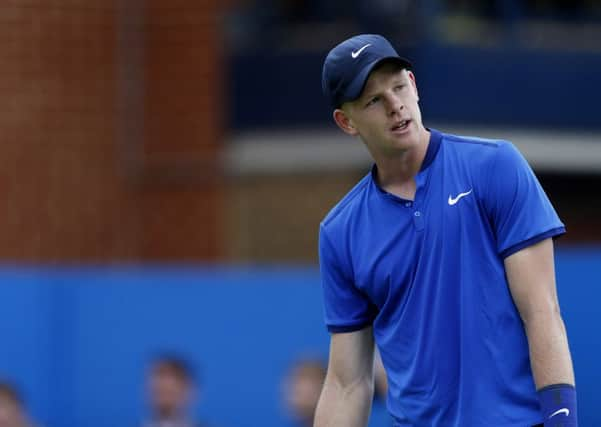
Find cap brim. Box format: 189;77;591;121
340;56;412;107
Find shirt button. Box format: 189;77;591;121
405;202;412;207
414;211;421;217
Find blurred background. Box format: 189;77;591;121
0;0;600;426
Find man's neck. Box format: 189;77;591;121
149;413;194;427
374;128;430;200
155;408;184;421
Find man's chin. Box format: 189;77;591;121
156;406;179;418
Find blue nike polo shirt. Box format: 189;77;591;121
318;129;565;427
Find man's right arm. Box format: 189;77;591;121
314;326;375;427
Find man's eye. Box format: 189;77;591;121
366;97;379;107
394;85;405;91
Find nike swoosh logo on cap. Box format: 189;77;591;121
351;44;371;59
548;408;570;418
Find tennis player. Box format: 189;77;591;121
315;34;577;427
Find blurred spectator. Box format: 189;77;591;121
524;0;593;19
0;382;39;427
445;0;501;18
225;0;422;51
283;354;390;427
283;357;327;427
357;0;422;45
224;0;280;49
445;0;601;21
225;0;601;53
142;355;206;427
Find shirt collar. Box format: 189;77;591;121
370;127;442;183
420;127;442;171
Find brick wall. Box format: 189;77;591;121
224;171;601;262
0;1;222;261
225;172;364;262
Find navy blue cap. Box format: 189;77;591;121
322;34;412;109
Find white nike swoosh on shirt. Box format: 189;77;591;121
351;44;371;58
548;408;570;418
447;189;473;206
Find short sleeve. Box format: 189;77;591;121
319;224;377;333
483;142;565;259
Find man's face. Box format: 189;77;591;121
337;64;424;157
284;365;325;425
0;395;24;427
149;367;190;417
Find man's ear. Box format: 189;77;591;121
333;108;359;136
407;70;419;101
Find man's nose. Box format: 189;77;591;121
387;94;404;115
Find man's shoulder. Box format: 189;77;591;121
439;131;518;169
441;131;507;152
321;170;372;230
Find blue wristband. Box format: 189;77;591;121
537;383;577;427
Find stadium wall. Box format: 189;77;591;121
0;249;599;427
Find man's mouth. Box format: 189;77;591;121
390;119;411;132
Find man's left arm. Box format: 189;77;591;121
505;237;577;425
